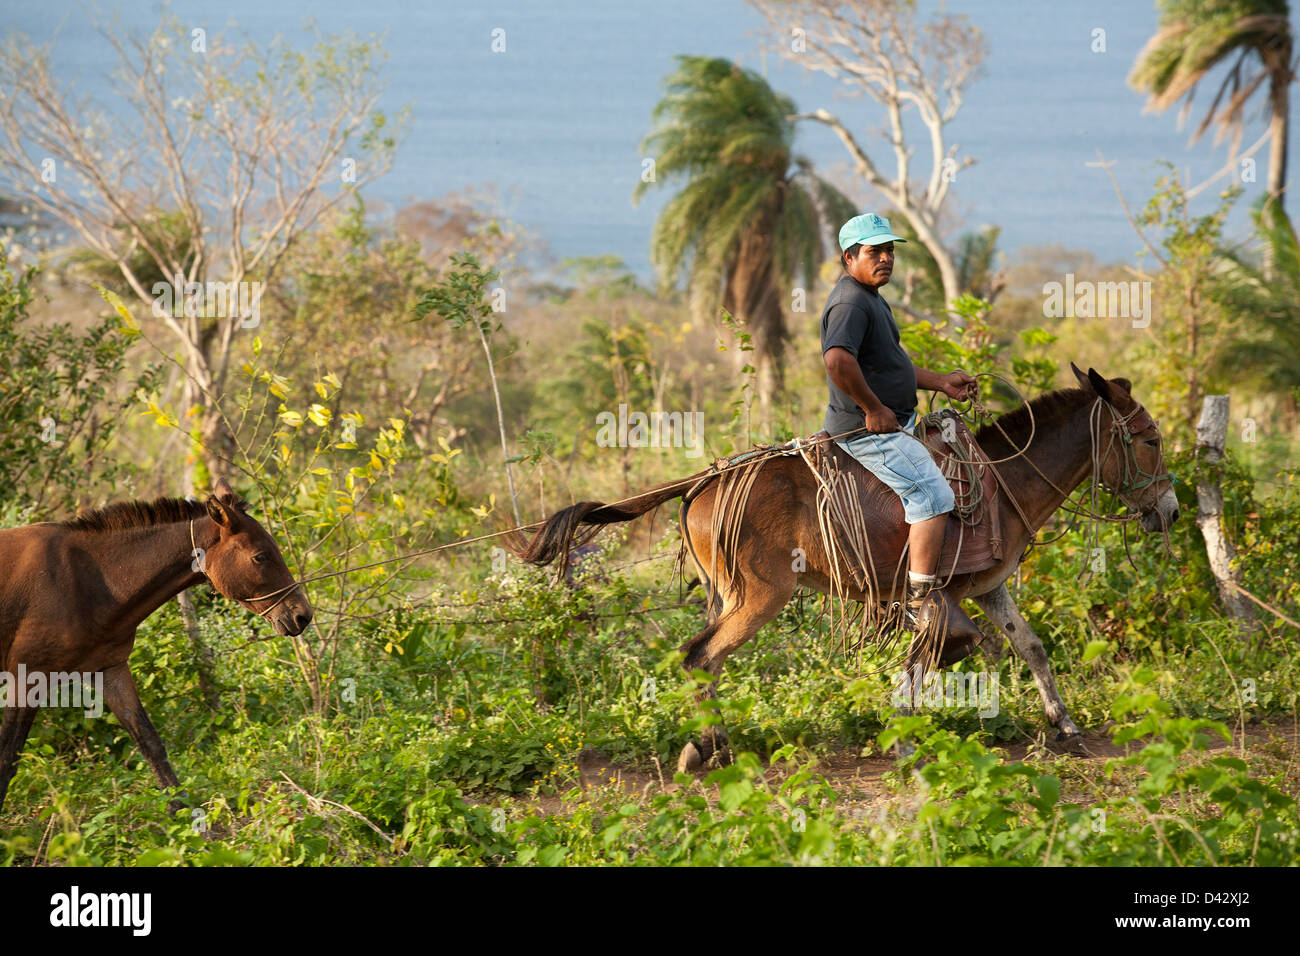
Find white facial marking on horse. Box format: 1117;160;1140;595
1158;488;1178;515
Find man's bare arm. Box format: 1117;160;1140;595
916;364;977;399
824;347;899;433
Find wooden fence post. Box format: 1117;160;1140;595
1194;395;1257;633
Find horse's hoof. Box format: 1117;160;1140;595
676;741;702;774
977;632;1005;662
1055;731;1093;757
706;746;733;769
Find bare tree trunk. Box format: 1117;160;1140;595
1268;82;1289;209
0;16;396;492
908;211;962;312
754;358;775;439
176;467;220;711
1263;68;1290;281
756;0;988;321
1186;285;1200;428
476;324;522;527
1195;395;1258;634
722;224;783;437
181;371;236;486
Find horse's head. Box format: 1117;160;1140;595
1071;363;1179;532
201;478;314;636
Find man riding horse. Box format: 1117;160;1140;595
821;213;977;631
512;213;1180;771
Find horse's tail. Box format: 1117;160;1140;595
505;471;708;569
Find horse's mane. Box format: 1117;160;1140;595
975;386;1094;459
60;496;209;533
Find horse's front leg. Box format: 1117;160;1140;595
101;662;188;813
972;582;1087;751
0;705;38;814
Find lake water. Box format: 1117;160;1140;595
6;1;1294;282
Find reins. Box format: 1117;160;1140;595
926;373;1173;562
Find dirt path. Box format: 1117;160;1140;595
506;716;1300;816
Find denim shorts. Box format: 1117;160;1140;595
835;411;955;523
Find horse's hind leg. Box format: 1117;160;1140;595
0;706;38;814
102;663;187;812
675;579;795;773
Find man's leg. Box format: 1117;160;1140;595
894;430;954;628
836;416;953;618
907;514;948;578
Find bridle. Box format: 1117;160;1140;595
1088;398;1173;498
972;391;1174;567
994;396;1172;511
189;518;299;621
1072;396;1176;573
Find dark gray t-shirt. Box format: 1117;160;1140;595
820;273;917;436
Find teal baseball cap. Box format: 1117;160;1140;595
839;213;907;250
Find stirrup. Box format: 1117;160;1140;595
877;598;920;634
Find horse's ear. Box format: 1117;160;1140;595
205;494;230;528
1070;361;1091;391
207;478;241;527
1087;367;1117;405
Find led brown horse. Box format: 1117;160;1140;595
511;366;1179;770
0;479;313;813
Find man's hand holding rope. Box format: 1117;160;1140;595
940;370;978;402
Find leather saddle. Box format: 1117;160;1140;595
808;409;1004;577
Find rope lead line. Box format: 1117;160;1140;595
232;423;896;606
235;373;1166;606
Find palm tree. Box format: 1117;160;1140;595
633;55;856;430
1129;0;1293;218
1212;197;1300;432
